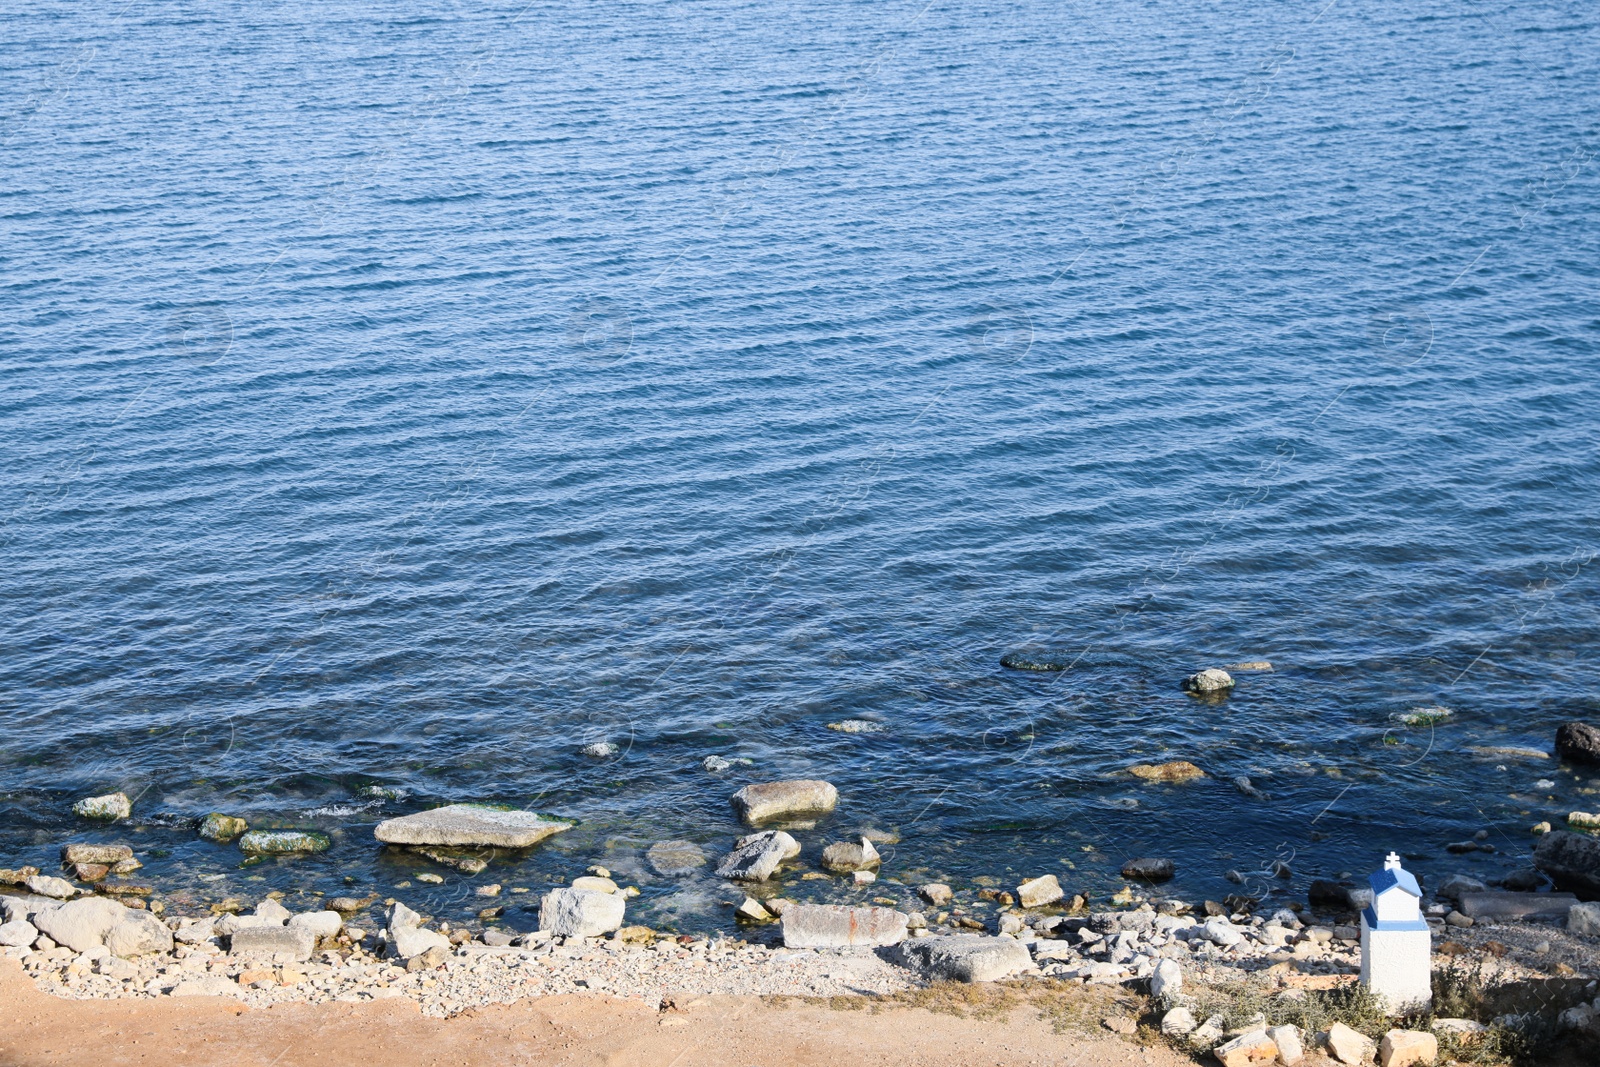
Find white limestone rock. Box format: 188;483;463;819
104;910;174;957
781;904;908;949
0;920;38;948
32;896;127;953
715;830;800;882
288;910;343;940
538;887;625;938
23;875;78;900
729;780;838;825
72;792;132;821
896;934;1031;982
373;804;572;848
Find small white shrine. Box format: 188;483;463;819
1359;852;1432;1011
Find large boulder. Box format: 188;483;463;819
373;804;572;848
32;896;128;952
1532;831;1600;897
1555;722;1600;766
780;904;907;949
538;887;625;938
715;830;800;882
729;780;838;825
104;909;174;957
897;934;1032;982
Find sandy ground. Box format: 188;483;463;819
0;959;1197;1067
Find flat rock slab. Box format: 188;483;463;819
897;935;1032;982
730;781;838;826
1457;891;1578;921
781;904;907;949
374;805;573;848
230;924;316;961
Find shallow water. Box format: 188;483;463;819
3;0;1599;930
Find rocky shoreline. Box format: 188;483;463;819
5;708;1600;1063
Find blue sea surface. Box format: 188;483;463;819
3;0;1598;926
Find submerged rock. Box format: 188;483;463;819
1233;776;1266;799
72;792;132;821
239;830;331;854
646;840;708;877
61;843;133;866
1181;668;1235;694
781;904;907;949
1555;721;1600;765
999;651;1076;671
729;780;838;825
1226;661;1273;672
538;887;625;938
373;804;572;848
409;846;489;874
826;719;884;733
819;836;880;873
1121;857;1176;882
918;883;953;907
715;830;800;882
580;741;618;758
1128;761;1206;782
198;813;248;843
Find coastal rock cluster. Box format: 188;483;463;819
4;710;1596;1057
